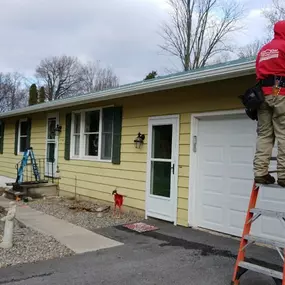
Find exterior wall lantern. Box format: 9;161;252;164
134;132;145;148
54;124;62;136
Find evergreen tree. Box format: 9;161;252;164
39;86;46;103
144;71;157;80
28;84;38;106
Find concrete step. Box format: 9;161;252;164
5;183;58;199
26;183;58;198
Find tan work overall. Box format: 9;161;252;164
253;94;285;180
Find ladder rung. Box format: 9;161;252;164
250;208;285;219
238;261;282;280
244;234;285;249
256;184;285;189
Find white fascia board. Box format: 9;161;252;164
0;60;255;119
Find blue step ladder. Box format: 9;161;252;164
16;147;40;184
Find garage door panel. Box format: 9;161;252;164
228;209;246;230
203;146;224;163
196;115;285;241
259;188;285;204
199;121;228;134
202;192;224;207
202;205;224;225
202;163;225;176
228;195;249;210
229;146;255;164
259;217;285;241
228;134;257;144
228;178;252;198
201;136;229;146
230;118;255;134
203;176;224;194
227;166;253;180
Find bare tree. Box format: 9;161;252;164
35;55;81;101
78;61;119;93
237;39;265;59
262;0;285;35
0;72;26;112
159;0;245;71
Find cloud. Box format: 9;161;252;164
0;0;177;84
0;0;272;84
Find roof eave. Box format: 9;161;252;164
0;60;255;119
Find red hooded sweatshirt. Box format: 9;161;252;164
256;20;285;95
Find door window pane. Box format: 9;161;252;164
20;121;28;136
150;161;171;198
47;143;55;162
152;125;172;159
19;137;27;153
48;118;56;140
85;111;99;133
85;134;99;156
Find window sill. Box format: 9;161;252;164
70;156;112;163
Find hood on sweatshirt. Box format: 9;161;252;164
274;20;285;40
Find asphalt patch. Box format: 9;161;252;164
116;225;283;273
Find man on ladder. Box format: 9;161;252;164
233;21;285;285
253;20;285;187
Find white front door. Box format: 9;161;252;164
46;113;59;177
146;115;179;223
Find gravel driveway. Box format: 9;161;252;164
28;197;144;232
0;210;74;269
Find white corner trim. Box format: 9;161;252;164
188;109;247;228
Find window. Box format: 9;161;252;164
18;119;29;153
73;113;81;156
71;107;114;160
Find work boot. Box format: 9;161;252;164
278;179;285;187
254;174;275;184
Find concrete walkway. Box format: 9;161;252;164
0;197;123;254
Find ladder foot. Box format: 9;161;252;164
232;267;248;285
273;278;282;285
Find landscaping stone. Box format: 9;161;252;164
0;211;74;268
28;197;143;232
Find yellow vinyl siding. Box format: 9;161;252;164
0;74;255;227
0;113;47;179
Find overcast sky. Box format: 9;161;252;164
0;0;273;85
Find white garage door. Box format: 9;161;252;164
196;114;285;242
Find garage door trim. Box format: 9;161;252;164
188;109;246;228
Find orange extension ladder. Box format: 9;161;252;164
231;175;285;285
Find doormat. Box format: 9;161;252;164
122;222;159;233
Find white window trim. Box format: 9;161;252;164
18;118;28;155
70;107;112;162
